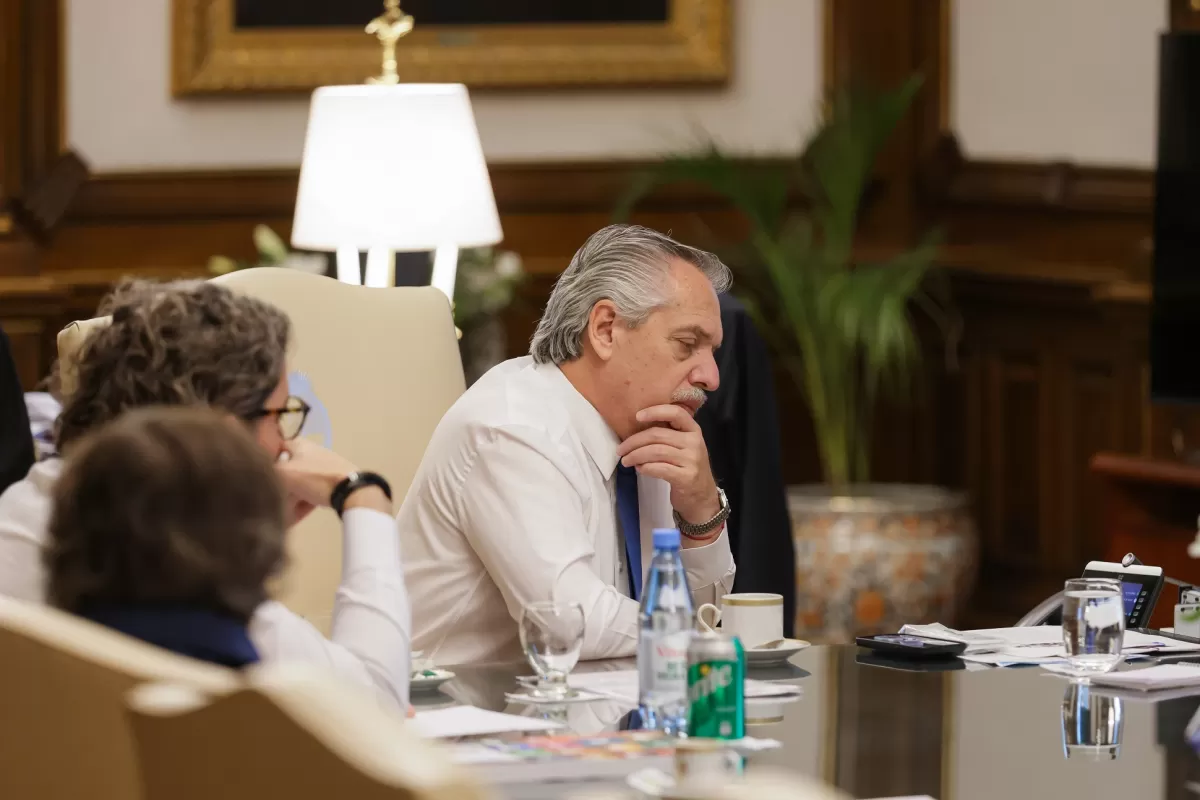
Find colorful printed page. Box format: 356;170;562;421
452;730;677;784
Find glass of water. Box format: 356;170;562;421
519;601;585;700
1062;577;1125;677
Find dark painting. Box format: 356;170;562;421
234;0;671;28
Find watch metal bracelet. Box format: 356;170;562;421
673;487;730;538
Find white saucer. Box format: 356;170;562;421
745;639;810;667
411;668;455;693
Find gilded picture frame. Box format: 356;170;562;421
171;0;731;95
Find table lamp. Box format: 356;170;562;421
290;2;502;296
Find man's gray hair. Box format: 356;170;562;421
529;224;732;365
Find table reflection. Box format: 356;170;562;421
1062;681;1124;760
409;646;1200;799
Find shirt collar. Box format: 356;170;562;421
536;361;621;478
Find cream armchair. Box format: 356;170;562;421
55;271;464;633
0;595;236;800
212;268;465;630
54;315;112;399
127;663;486;800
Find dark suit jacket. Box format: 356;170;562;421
697;294;796;636
0;328;33;496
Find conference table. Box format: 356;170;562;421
415;645;1200;799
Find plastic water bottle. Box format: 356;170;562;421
638;528;694;735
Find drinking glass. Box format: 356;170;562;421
1062;577;1124;677
1061;681;1123;760
519;601;586;700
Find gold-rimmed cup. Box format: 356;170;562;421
696;593;784;649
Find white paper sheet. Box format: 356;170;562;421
1089;663;1200;691
568;670;801;705
899;623;1009;653
412;705;564;739
954;626;1200;666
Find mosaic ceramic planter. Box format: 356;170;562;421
789;484;978;643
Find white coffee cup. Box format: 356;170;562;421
697;593;784;650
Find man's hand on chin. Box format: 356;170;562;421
616;404;722;548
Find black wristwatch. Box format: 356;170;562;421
330;471;392;518
673;487;731;539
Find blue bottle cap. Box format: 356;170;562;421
653;528;681;550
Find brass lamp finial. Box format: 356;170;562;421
365;0;414;85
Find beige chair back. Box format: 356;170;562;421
127;663;487;800
212;268;464;630
55;315;112;399
0;596;237;800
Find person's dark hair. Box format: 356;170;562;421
54;279;291;453
45;406;287;622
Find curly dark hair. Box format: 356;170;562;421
54;279;291;453
45;405;287;621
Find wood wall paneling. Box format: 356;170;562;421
1171;0;1200;32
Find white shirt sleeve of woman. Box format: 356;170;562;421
248;507;411;710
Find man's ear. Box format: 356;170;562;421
585;300;618;361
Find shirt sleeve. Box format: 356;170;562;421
680;526;736;608
0;474;51;603
458;427;638;661
249;507;411;709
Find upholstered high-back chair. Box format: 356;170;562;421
54;315;112;400
127;663;486;800
212;269;464;631
0;595;237;800
54;272;464;632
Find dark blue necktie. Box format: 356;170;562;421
616;463;642;600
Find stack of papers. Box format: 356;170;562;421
412;706;563;739
452;730;780;785
1089;664;1200;692
451;730;677;784
898;624;1200;667
899;623;1007;654
569;670;801;705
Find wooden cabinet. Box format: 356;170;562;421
1091;453;1200;629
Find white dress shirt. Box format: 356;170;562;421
398;356;736;666
0;458;411;709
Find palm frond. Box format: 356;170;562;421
616;76;946;486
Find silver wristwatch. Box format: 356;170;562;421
673;487;731;538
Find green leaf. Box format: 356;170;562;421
615;148;788;236
614;75;947;485
253;225;289;263
207;255;240;275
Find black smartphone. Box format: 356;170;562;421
855;634;967;659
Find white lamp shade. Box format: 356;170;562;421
291;84;502;252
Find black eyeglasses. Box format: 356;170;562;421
245;396;311;440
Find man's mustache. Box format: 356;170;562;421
671;387;708;410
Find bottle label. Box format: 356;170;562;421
642;631;690;695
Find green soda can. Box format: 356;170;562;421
686;631;745;739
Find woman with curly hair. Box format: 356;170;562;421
0;280;411;704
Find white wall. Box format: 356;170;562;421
952;0;1167;168
66;0;822;173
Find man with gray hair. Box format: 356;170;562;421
399;224;737;664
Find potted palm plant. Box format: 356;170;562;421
616;77;976;642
